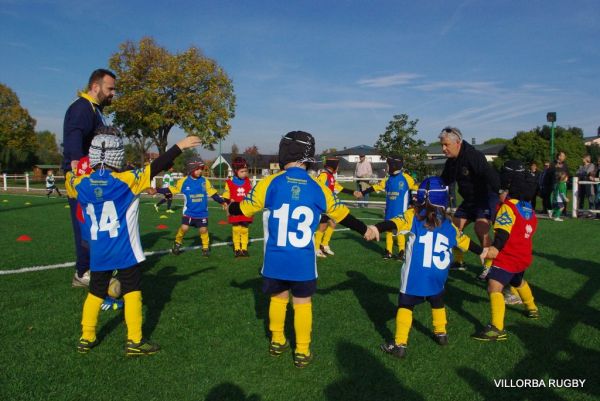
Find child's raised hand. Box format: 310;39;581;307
177;136;202;150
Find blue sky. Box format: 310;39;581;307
2;0;599;158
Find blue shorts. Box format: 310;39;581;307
487;266;524;287
182;216;208;228
262;277;317;298
454;193;499;222
398;290;445;309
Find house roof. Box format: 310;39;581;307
216;153;279;169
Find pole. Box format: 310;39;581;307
218;139;222;190
550;121;555;162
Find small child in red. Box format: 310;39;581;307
223;157;254;257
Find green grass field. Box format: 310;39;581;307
0;193;598;401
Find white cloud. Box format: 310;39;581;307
357;73;422;88
414;80;499;94
302;101;394;110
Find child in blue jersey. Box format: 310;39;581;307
66;127;202;356
163;158;227;257
365;177;487;358
228;131;369;368
357;155;418;260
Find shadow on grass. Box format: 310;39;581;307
324;341;424;401
142;265;216;338
205;382;260;401
319;271;430;342
457;251;600;400
141;230;170;250
230;278;270;339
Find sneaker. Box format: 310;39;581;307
241;250;249;257
321;245;335;256
397;250;405;261
126;339;160;356
77;338;98;354
433;333;449;346
382;252;394;260
450;261;467;271
72;270;90;288
153;204;159;212
166;209;175;214
202;248;210;257
553;217;563;222
525;309;540;319
171;242;182;255
478;267;490;281
504;293;523;305
293;352;313;368
269;340;289;357
380;342;407;358
316;249;327;258
472;324;507;341
234;249;242;258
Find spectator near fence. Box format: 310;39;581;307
63;69;116;288
576;155;596;210
529;162;540;212
355;154;372;208
539;161;552;215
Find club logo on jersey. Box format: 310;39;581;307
525;224;533;239
237;187;246;197
398;182;405;189
291;185;301;200
94;187;103;199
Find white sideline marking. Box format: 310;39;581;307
0;229;351;275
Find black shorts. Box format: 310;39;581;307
398;290;445;309
454;193;499;222
89;264;141;299
232;221;251;227
262;277;317;298
182;216;208;228
319;214;331;224
487;266;525;287
163;192;173;200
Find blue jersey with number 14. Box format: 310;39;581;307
240;167;350;281
66;167;151;271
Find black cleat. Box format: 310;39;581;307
397;250;405;261
241;250;249;257
525;309;539;319
234;249;241;258
269;340;290;357
126;338;160;356
382;252;394;260
434;333;449;346
450;261;466;271
202;248;210;257
294;352;313;368
171;242;182;255
77;338;98;354
472;324;507;341
380;342;407;358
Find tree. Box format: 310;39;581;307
483;138;510;145
243;145;261;174
320;148;338;156
0;83;37;171
496;126;586;175
35;131;61;164
374;114;427;178
173;148;199;173
123;130;153;166
108;37;236;154
586;144;600;163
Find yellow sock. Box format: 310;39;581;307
322;226;334;247
394;307;413;345
386;232;394;253
454;248;464;264
293;302;312;355
269;296;289;344
240;226;249;251
510;286;519;297
123;291;143;343
490;292;505;331
314;231;324;251
484;258;493;268
516;281;537;311
200;231;210;249
396;234;405;253
81;293;104;341
431;307;447;334
175;227;186;244
232;225;241;251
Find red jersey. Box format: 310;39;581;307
224;177;253;224
492;199;537;273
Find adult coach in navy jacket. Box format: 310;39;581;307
439;127;500;273
63;69;116;287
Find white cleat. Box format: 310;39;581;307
316;249;327;258
321;245;335;256
72;270;90;288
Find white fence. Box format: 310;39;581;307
571;177;599;218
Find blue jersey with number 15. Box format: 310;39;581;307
240;167;350;281
66;167;151;271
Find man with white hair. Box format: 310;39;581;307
438;127;500;278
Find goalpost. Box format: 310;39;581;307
571;177;600;218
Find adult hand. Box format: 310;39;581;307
146;187;157;195
364;225;380;241
480;247;489;265
71;160;79;171
177;136;202;150
353;191;363;199
486;246;499;260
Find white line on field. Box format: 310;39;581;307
0;228;351;275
